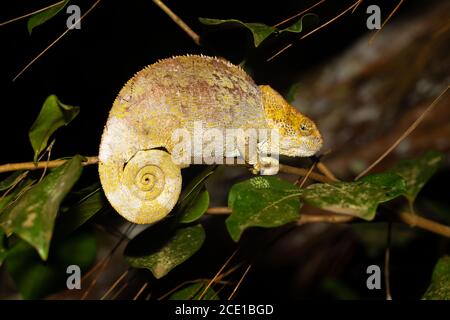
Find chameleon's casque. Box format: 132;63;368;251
99;55;322;224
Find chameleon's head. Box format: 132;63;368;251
259;85;323;157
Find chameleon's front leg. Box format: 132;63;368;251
237;137;280;175
253;139;280;175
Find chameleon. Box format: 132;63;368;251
98;55;323;224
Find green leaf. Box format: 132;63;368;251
169;281;219;300
226;176;301;242
299;173;406;221
5;232;96;299
0;178;35;216
389;151;444;205
180;188;210;223
0;229;6;267
0;155;83;260
55;188;105;237
29;95;80;162
199;15;316;47
5;241;61;299
52;231;97;270
423;256;450;300
27;0;70;35
125;224;205;279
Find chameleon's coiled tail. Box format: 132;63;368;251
99;147;182;224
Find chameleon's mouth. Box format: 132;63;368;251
280;136;322;157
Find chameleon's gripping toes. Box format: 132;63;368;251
99;55;322;224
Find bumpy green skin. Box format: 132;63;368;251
99;55;322;224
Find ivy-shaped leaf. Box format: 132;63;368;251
199;14;317;47
300;173;406;221
389;151;444;205
27;0;70;35
125;224;205;279
422;256;450;300
180;188;210;223
29;95;80;162
169;281;219;300
0;155;83;260
226;176;301;242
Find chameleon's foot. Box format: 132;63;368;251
252;157;279;175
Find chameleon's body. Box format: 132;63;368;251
99;55;322;224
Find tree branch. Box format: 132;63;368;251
0;156;99;173
398;211;450;238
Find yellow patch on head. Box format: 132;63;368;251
259;85;323;157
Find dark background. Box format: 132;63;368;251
0;0;424;163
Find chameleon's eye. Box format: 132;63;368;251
300;123;310;133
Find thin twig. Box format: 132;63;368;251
111;281;129;300
38;140;55;183
13;0;102;81
279;164;332;183
272;0;326;28
133;282;149;300
228;264;252;300
297;162;316;187
100;270;129;300
355;85;449;180
268;0;363;61
316;161;339;182
0;156;99;174
385;222;392;300
369;0;404;44
152;0;200;45
0;171;28;200
301;0;362;40
81;223;134;299
198;249;238;300
298;213;354;225
0;1;65;27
